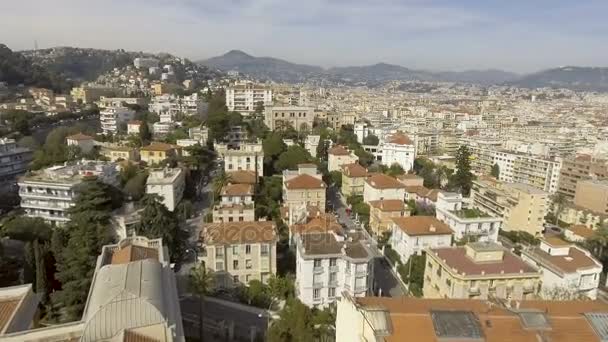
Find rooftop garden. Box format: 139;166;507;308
452;208;490;219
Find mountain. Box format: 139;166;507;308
0;44;71;92
327;63;432;83
508;66;608;92
201;50;323;83
436;69;519;85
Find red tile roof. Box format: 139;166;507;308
202;221;277;244
387;132;413;145
328;145;351;156
366;173;406;189
341;163;367;178
285;174;326;190
392;216;453;236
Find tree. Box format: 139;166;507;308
51;178;115;322
397;253;426;297
212;171;232;202
17;136;40;150
267;274;295;301
176;199;194;222
316;139;330;162
263;132;287;160
450;146;474;196
362;134;379;146
387;163;405;177
123;172;148;200
189;263;214;342
329;171;342;189
267;298;315;342
491;163;500;179
551;193;567;225
275;145;312;172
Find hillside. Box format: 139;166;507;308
0;44;70;91
508;66;608;92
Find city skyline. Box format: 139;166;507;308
1;0;607;73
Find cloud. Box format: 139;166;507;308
0;0;606;72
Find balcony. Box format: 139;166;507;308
313;266;324;274
469;287;481;295
522;284;535;293
329;265;339;273
313;281;324;288
355;269;367;277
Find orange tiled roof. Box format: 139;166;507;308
285;174;326;190
0;299;19;333
568;225;595;239
141;142;176;152
387;132;413;145
341;163;367;178
111;245;159;265
221;183;253;196
392;216;452;236
366;173;406;189
328;145;351;156
227;170;257;184
202;221;277;244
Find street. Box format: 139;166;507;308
327;186;407;297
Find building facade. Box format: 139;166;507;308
363;173;406;203
216;141;264;177
212;183;255;223
390;216;453;264
328;145;358;172
0;138;33;184
340;163;367;197
435;192;502;242
226;83;273;116
264;106;315;132
145;168;185;212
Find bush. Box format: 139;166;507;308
384;246;402;265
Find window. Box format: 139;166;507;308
246;244;251;254
228;217;233;222
329;258;337;267
313;289;321;300
314;259;322;267
261;244;269;256
427;262;433;269
215;262;224;271
329;272;337;283
233;275;239;283
216;247;224;257
233;245;239;255
328;288;336;298
246;259;252;269
233;260;239;270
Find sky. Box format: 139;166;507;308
1;0;607;73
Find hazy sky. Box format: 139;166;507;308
2;0;607;72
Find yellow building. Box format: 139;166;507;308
340;163;367;197
70;86;118;104
424;242;542;301
151;82;169;96
574;179;608;215
100;145;140;162
369;199;409;235
140;142;180;165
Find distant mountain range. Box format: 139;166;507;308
200;50;608;91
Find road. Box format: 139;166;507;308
327;186;407;297
180;296;269;342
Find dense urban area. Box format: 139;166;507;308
2;43;608;342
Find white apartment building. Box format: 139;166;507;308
363;173;406;203
145;168;185;211
100;106;136;135
199;221;278;287
226;83;273;116
127;120;144;135
521;237;603;300
295;230;375;308
212;183;255;223
189;126;209;145
328;145;358;172
133;57;159;69
0;138;33;184
493;150;562;193
435;192;501;242
305;135;320;158
65;133;95;154
264;106;315;131
152;121;176;136
96;96;147;109
18;161;119;224
149;93;207;118
390;216;453;264
215;141;264;177
380;132;416;171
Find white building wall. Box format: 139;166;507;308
380;143;416;171
363;183;405;203
391;227;452;264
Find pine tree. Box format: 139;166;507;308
451;146;474;196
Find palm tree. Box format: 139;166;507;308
189;263;215;342
212;171;232;202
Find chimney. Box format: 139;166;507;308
429;224;436;232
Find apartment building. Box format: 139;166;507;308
127;120;144;135
100;106;136;135
134;57;159;69
558;155;608;199
189;126;209;145
212;183;255;223
336;295;608;342
70;85;118;104
100;144;139;162
574;179;608;215
390;216;453;264
521;237;602;300
0;138;33;184
65;133;95;154
294;229;375;308
305;135;320;157
264;106;315;132
199;221;278;287
368;199;409;235
18;160;119;224
216;141;264;177
96;96;147;109
226;83;273;116
363;173;406;203
328;145;358;172
0;236;185;342
140;142;180;165
471;178;548;236
497;151;562;193
380;132;416;171
340;163;367;197
435;192;502;242
148;93;207;117
283;165;327;220
466;139;503;174
424;242;542;300
145;168;185;211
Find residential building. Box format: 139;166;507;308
305;135;320;157
336;294;608;342
283;164;327;221
558;155;608;199
435;192;502;242
328;145;358;172
145;168;185;211
110;202;142;240
521;237;602;300
565;224;595;242
396;174;424;187
390;216;453;263
127;120;144;135
70;85;118;104
471;178;549;236
99;144;139;162
151;82;169;96
294;229;375;308
65;133;95;154
264;106;315;131
149;93;207;117
213;183;255;223
18;160;119;224
152;121;176;136
189;126;209;145
96;96;147;109
340;163;367;197
140;142;180;165
558;202;608;229
0;284;39;336
0;138;33;184
226;170;257;185
133;57;159;69
380;132;416;171
404;185;440;207
493;150;562;193
424;242;542;300
100;106;136;135
199;221;278;287
574;179;608;215
369;199;409;236
363;173;406;203
226;83;273;116
216;141;264;177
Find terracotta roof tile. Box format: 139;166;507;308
226;170;257;184
291;214;343;235
221;183;253;196
369;199;405;212
392;216;453;236
328;145;351;156
111;245;159;265
300;232;371;259
569;225;595;239
141;142;176;152
202;221;277;244
523;245;601;274
387;132;413;145
285;174;326;190
341;163;367;178
365;173;406;189
0;299;19;333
